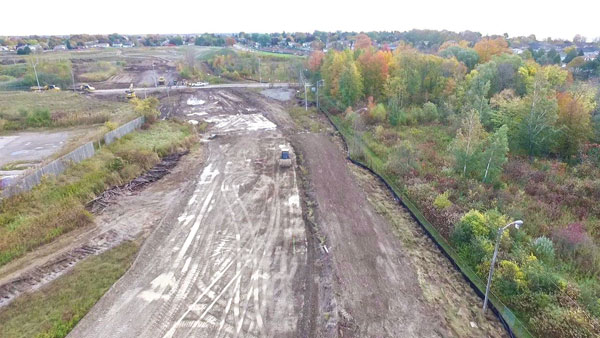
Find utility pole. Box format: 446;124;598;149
31;57;40;89
316;79;324;110
304;82;309;111
258;57;261;83
152;62;157;87
71;68;76;91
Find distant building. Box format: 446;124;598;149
584;51;599;61
112;43;123;48
0;46;9;52
93;43;110;48
53;45;67;51
122;42;134;48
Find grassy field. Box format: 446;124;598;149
0;240;139;338
77;61;120;82
0;121;196;267
0;91;135;131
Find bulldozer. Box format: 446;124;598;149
125;83;136;99
157;76;166;86
80;84;95;93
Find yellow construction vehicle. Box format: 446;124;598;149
30;85;60;91
157;76;166;86
125;83;136;99
80;84;95;92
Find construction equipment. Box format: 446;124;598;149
80;84;95;92
279;148;292;168
125;83;136;99
157;76;166;86
30;85;60;92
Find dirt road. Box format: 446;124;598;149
293;132;507;337
70;102;309;337
90;82;299;96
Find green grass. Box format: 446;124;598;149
0;91;135;131
0;121;195;267
288;106;326;132
0;240;139;338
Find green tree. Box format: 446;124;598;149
482;125;509;183
451;110;486;177
439;45;480;70
339;62;363;107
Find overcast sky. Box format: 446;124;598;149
2;0;599;41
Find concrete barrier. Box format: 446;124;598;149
104;116;145;145
1;142;95;198
1;116;146;199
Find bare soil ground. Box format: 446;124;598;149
292;131;507;337
70;95;309;337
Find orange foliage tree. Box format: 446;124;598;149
473;37;510;63
354;33;372;50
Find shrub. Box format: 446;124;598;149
107;157;124;172
384;141;419;177
452;209;489;244
25;108;52;128
369;103;387;124
421;102;439;122
533;236;555;262
433;191;452;210
131;97;160;123
529;304;600;338
494;260;527;296
104;121;118;131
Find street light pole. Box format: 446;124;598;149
304;83;309;111
483;220;523;313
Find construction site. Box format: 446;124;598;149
0;47;508;338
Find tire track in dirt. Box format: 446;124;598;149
70;103;309;338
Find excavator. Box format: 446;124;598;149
125;83;136;99
157;76;166;86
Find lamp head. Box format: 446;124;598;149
514;220;523;229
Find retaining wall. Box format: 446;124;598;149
1;116;146;199
104;116;145;145
1;142;95;198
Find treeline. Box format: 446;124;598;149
312;34;600;336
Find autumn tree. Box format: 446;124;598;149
225;37;236;46
555;88;595;160
473;37;510;63
354;33;372;50
308;50;325;72
339;61;363;107
321;50;362;107
358;49;391;100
